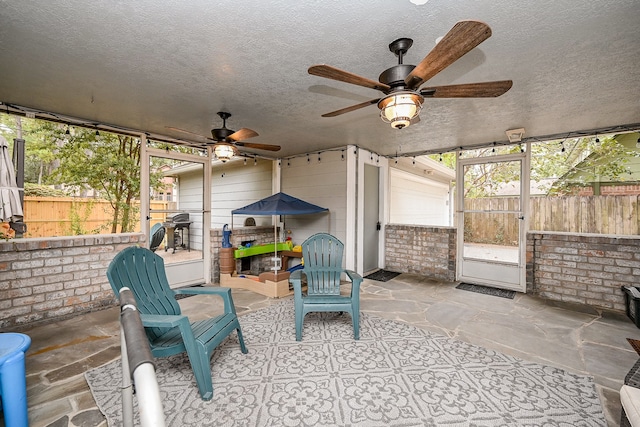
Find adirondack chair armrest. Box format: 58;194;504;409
173;286;237;314
344;269;363;296
139;313;188;328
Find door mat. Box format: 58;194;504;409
456;283;516;299
364;269;401;282
627;338;640;356
174;284;203;300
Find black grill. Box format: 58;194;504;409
162;213;191;253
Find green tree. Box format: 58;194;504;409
430;135;637;197
34;122;164;233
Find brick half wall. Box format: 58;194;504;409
527;231;638;311
385;224;456;282
0;233;145;329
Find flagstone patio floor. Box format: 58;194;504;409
4;274;639;427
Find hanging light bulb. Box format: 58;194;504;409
636;137;640;149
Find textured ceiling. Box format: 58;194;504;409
0;0;639;159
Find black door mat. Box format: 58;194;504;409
456;283;516;299
627;338;640;356
175;284;203;299
364;270;401;282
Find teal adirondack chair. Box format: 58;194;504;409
149;223;165;252
289;233;363;341
106;246;247;400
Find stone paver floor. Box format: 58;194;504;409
5;274;639;427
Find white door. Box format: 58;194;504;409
456;152;530;292
144;146;210;288
363;164;380;273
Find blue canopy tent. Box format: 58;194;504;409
231;192;329;267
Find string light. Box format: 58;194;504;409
439;153;443;162
318;152;321;162
244;158;247;166
254;157;257;166
341;150;345;161
412;157;416;167
65;126;70;135
519;144;524;153
95;130;100;136
287;159;290;167
307;154;310;163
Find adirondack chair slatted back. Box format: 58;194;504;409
302;233;344;296
107;246;181;341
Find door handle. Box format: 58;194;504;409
376;221;381;231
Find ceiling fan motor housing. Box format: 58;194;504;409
379;64;416;89
211;127;234;141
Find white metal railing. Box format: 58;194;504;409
118;287;166;427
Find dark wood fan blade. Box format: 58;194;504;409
309;65;390;92
420;80;513;98
165;126;206;138
234;141;281;151
228;128;259;142
405;20;492;89
321;99;380;117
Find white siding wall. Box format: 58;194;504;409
177;167;205;250
389;167;451;226
281;150;348;246
211;158;273;229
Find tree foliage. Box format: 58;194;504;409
1;112;166;234
429;134;637;197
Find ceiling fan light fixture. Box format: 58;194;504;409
213;143;237;163
378;92;423;129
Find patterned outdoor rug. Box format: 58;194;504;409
86;300;605;426
364;269;401;282
456;282;517;299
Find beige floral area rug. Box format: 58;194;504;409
86;300;606;426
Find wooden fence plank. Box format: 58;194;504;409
22;197;168;238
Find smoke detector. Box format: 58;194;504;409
505;128;525;143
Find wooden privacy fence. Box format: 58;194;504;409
22;197;169;238
464;195;640;245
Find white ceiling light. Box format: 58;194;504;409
378;92;424;130
213;143;237;162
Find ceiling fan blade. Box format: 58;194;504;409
309;65;390;92
321;98;380;117
420;80;513;98
405;20;492;89
234;141;281;151
165;126;206;138
228;128;259;142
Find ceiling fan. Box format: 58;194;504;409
308;20;512;130
167;112;280;162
